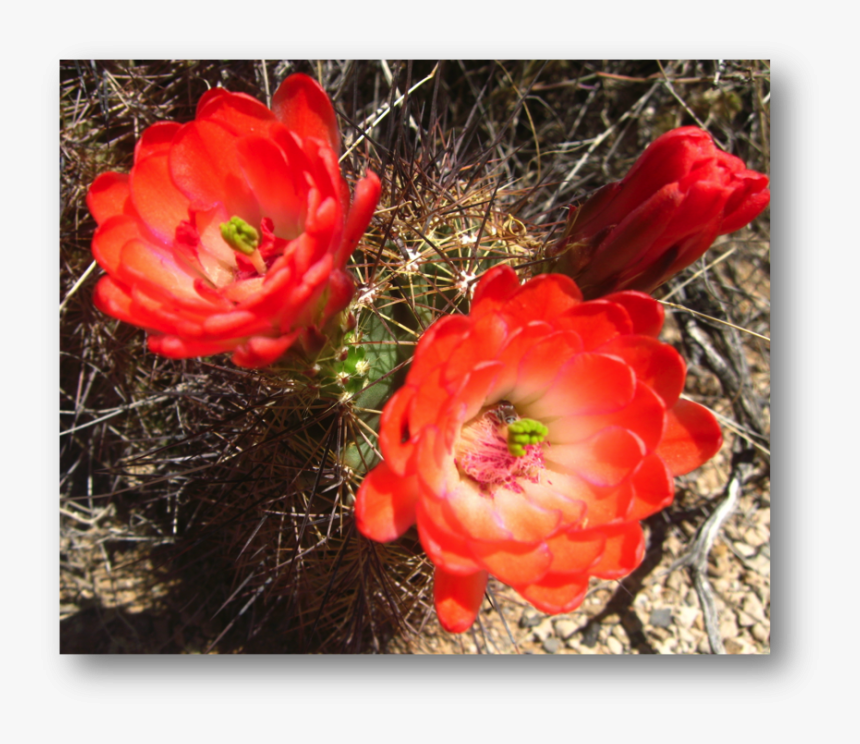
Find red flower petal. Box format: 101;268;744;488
720;173;770;233
409;366;455;433
656;399;723;476
588;522;645;579
129;153;191;244
545;380;666;453
442;311;510;384
414;425;460;497
355;461;419;542
147;334;232;359
408;314;472;383
492;486;562;542
91;215;143;276
454;360;504;423
169;119;257;215
434;568;488;634
127;285;207;335
510;330;585;406
272;73;341;155
92;276;134;324
470;264;521;318
597;335;686;408
544;527;606;575
520;477;588;525
416;499;484;575
558;299;633;349
544;425;645;488
340;170;382;266
468;539;553;586
515;572;589;615
231;332;301;368
488;320;554;403
442;480;512;542
116;238;204;309
87;172;131;226
202;310;264;338
133;121;181;164
601;291;664;337
626;453;675;522
503;272;582;322
195;88;276;138
316;269;355;326
583;183;683;282
619;127;716;209
236;135;309;240
524;352;636;420
377;385;418;476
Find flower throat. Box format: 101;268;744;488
454;405;548;495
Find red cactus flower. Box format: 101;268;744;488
547;126;769;299
355;265;722;633
87;73;381;368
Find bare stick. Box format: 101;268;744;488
671;442;755;653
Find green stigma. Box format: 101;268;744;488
220;216;260;255
506;418;549;457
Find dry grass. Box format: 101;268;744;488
60;60;769;653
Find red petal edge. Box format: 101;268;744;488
272;73;341;155
434;567;489;633
355;461;419;543
656;399;723;475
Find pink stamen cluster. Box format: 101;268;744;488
454;412;545;495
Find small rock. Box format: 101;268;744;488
553;618;578;640
648;626;671;642
719;612;739;640
677;627;696;651
745;554;771;577
752;624;770;644
655;638;678;654
543;637;561;654
724;638;745;655
606;636;624;654
684;588;698;607
740;594;767;625
676;606;699;629
531;618;555;643
581;622;601;647
733;541;757;559
666;571;685;593
744;526;768;548
650;608;673;628
519;609;542;629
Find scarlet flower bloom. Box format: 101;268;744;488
355;265;722;633
548;126;769;299
87;73;381;368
